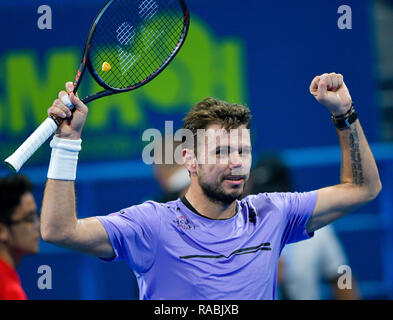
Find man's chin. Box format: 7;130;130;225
220;189;244;203
203;189;242;205
199;179;244;205
223;184;244;196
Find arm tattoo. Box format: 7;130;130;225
349;127;364;186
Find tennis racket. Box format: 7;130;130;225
5;0;189;172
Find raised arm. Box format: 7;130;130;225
306;73;382;233
40;82;114;259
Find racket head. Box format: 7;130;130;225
83;0;189;94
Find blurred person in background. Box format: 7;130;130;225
244;156;360;300
0;175;40;300
153;139;190;202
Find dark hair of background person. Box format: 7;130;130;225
243;155;291;196
0;175;33;225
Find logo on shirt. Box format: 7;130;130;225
173;216;195;231
179;242;272;260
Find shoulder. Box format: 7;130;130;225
241;192;283;211
240;193;283;223
117;199;179;220
242;191;318;216
120;200;163;214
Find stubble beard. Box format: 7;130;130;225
198;176;243;206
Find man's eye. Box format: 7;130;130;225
216;148;228;155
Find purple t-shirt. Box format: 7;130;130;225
96;191;318;300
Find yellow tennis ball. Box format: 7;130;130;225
102;62;111;72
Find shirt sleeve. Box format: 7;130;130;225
95;201;161;274
268;191;318;246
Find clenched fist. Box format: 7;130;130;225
309;73;352;116
47;82;89;140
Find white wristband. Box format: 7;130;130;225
47;136;82;181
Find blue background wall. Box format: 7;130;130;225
0;0;392;299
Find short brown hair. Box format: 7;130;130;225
181;97;251;149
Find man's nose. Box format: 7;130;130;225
229;152;243;168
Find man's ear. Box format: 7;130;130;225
0;223;10;243
182;148;197;174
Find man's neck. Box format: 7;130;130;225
184;184;238;220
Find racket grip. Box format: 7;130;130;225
4;118;58;172
4;95;74;172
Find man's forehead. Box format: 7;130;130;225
204;124;249;137
198;124;251;147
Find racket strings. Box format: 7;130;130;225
93;0;144;86
89;0;186;89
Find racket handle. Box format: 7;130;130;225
4;118;58;172
4;95;74;172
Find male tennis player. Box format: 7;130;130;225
41;73;381;299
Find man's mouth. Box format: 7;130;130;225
223;175;245;185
